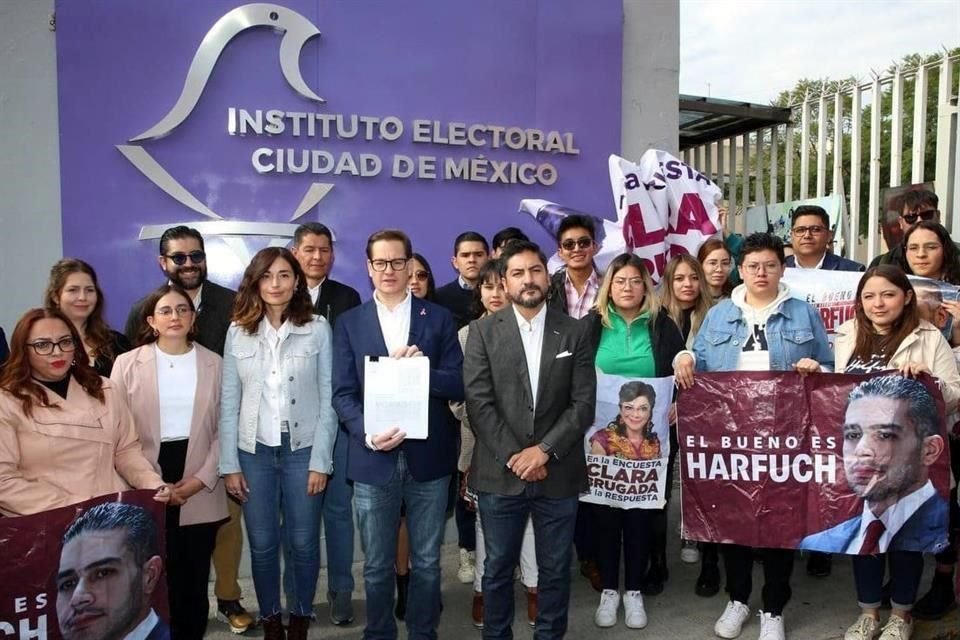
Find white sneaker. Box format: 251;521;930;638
457;548;475;584
845;614;881;640
680;539;700;564
623;590;647;629
878;616;913;640
594;589;620;628
758;612;785;640
714;600;750;638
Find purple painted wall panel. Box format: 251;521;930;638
56;0;623;326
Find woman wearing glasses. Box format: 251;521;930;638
219;247;337;640
675;233;833;640
897;222;960;285
45;258;131;377
0;308;168;517
409;252;436;301
583;253;685;629
110;284;228;640
697;238;734;301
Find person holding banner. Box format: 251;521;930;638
823;266;960;640
676;232;833;640
697;238;734;301
219;248;337;640
583;253;685;628
0;308;169;517
110;284;228;640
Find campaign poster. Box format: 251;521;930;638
880;182;937;253
581;373;674;509
0;491;169;640
679;371;951;554
745;194;843;249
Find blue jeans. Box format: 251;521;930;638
283;428;355;600
238;434;323;618
478;487;578;640
852;552;925;610
354;452;448;640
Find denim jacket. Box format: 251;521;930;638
692;294;834;373
219;316;337;475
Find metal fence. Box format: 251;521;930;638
680;52;959;264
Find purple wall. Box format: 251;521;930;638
56;0;623;327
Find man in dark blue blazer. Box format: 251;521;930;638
332;229;464;640
784;205;865;272
800;375;949;555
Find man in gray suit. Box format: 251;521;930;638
464;240;596;639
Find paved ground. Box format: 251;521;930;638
201;508;960;639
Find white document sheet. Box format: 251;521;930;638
363;355;430;439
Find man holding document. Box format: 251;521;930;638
464;240;596;639
332;228;464;640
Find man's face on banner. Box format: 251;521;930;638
842;396;932;511
56;529;157;640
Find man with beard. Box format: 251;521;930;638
56;502;168;640
800;375;949;554
123;226;251;634
464;240;596;638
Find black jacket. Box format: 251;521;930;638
434;279;475;329
582;308;685;377
313;278;362;328
93;330;132;378
125;280;236;356
547;267;601;317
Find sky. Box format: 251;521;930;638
680;0;960;105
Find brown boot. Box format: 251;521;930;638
261;614;286;640
471;591;484;629
526;588;538;627
286;614;310;640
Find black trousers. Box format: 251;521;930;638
595;505;653;591
160;440;221;640
575;502;598;562
722;545;794;616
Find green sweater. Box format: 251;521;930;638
595;308;656;377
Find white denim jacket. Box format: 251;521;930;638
219;316;337;474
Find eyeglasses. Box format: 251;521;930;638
560;237;593;251
612;276;645;288
370;258;409;272
412;270;430;282
164;251;206;265
902;209;937;224
154;304;193;317
792;225;827;236
906;242;942;254
27;337;76;355
742;262;781;275
702;258;732;271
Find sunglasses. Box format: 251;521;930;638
165;251;206;265
413;270;430;282
901;209;937;225
560;237;593;251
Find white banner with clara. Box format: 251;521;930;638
363;356;430;439
580;374;675;509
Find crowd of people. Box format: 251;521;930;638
0;187;957;640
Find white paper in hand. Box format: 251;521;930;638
363;355;430;439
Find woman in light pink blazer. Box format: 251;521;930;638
111;284;227;640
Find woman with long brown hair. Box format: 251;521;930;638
0;308;168;516
697;239;734;301
219;247;337;640
111;284;228;640
45;258;131;376
832;264;960;640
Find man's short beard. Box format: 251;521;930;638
855;443;924;505
508;286;546;309
167;266;206;291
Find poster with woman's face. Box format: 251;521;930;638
581;373;674;509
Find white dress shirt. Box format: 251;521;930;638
308;278;326;305
845;479;937;553
374;291;412;354
513;303;547;408
257;317;291;446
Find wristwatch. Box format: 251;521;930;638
537;441;555;458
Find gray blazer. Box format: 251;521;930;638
464;306;596;498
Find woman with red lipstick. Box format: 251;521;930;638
45;259;131;377
0;308;169;517
833;265;960;640
110;284;228;640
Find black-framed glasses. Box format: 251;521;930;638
164;251;206;265
560;237;593;251
902;209;937;224
412;270;430;282
27;337;76;355
369;258;409;272
792;225;827;236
